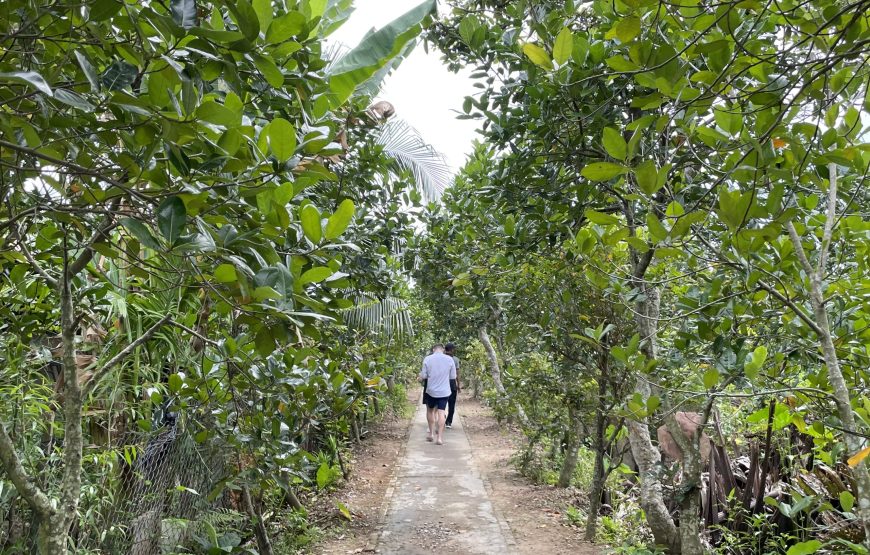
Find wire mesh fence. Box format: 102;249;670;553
0;418;238;554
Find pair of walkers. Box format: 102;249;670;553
418;343;460;445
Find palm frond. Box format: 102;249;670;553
343;293;414;340
375;118;451;201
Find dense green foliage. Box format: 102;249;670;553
0;0;440;552
419;0;870;553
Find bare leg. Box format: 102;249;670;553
426;407;435;441
436;409;446;445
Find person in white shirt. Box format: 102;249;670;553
418;343;457;445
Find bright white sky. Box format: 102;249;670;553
328;0;481;172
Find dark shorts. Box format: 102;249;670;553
422;391;432;405
426;396;450;410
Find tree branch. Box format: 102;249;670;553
756;280;825;336
786;221;816;283
0;420;54;519
68;202;121;277
817;162;838;281
16;232;58;287
168;318;221;348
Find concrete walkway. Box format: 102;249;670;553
376;403;516;554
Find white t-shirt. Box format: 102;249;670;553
420;352;457;398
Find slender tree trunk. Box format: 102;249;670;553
243;486;274;555
586;375;609;541
626;277;680;553
585;410;606;540
558;404;583;488
663;414;704;555
784;168;870;544
41;249;86;555
478;325;530;429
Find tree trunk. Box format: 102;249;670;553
663;413;704;555
585;426;606;541
243;486;274;555
478;325;530;429
625;278;681;553
586;378;608;541
784;168;870;544
557;404;583;488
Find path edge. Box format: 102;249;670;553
364;401;419;551
460;412;520;553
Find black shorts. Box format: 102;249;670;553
425;396;449;410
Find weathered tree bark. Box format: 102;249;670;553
625;267;680;553
785;166;870;544
243;486;274;555
663;413;704;555
478;325;530;429
558;404;584;488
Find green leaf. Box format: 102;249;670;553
267;118;296;162
581;162;627;181
170;0;198;29
336;501;352;521
300;266;334;285
0;71;53;96
612;16;641;43
786;540;821;555
196;100;240;127
325;199;355;239
646;213;668;243
584;210;620;226
522;43;553;70
53;89;94;111
703;369;720;389
157;197;187;245
316;461;331;489
89;0;123;21
214;263;238;283
101;61;137;91
714;106;743;136
228;0;260;42
255;265;294;297
121;218;161;250
266;11;306;43
840;490;855;513
168;373;183;393
553;27;574;65
254;326;274;356
252;0;273;34
328;0;436;104
606;55;640;72
74;51;100;92
254;54;284;88
602;127;627;161
299;204;322;243
635;159;660;195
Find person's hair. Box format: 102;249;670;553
432;343;445;351
444;342;456;354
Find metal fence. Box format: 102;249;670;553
0;419;240;554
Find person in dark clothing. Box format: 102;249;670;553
444;343;461;428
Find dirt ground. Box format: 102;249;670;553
309;388;417;555
459;394;601;555
310;391;601;555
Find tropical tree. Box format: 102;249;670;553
0;0;440;551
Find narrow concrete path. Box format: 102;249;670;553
376;403;516;554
